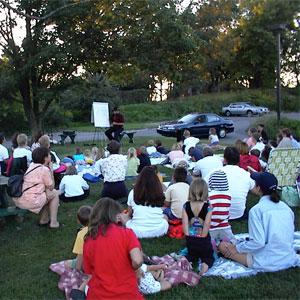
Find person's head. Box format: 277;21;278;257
11;132;19;149
147;139;155;147
239;142;249;155
87;198;123;239
38;135;50;148
250;172;280;203
84;149;92;157
65;165;77;175
171;143;182;151
32;130;43;143
173;167;187;183
112;106;119;113
134;166;165;207
203;146;213;157
107;140;121;154
257;124;264;132
77;205;92;226
183;130;191;138
248;127;257;137
139;146;148;155
281;128;291;138
188;178;208;203
208;170;229;192
0;133;5;144
32;147;51;165
75;147;82;154
224;146;240;165
252;133;261;143
250;149;260;158
127;147;137;159
17;133;28;147
176;160;189;170
209;128;216;135
155;139;162;147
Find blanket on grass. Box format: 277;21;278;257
50;256;199;300
204;232;300;279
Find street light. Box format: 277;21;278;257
270;23;286;124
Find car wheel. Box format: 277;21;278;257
225;110;231;117
219;129;226;138
247;110;253;117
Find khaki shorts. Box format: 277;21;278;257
46;189;58;202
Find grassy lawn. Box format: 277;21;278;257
0;137;299;300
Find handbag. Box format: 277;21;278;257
7;165;42;197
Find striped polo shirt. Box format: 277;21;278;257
208;170;231;230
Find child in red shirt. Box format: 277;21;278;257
83;197;144;300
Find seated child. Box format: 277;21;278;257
182;178;214;275
84;149;94;165
155;140;169;155
164;167;189;220
59;165;90;202
65;205;92;270
91;147;101;161
188;146;203;162
167;143;184;167
208;128;219;147
146;140;157;155
137;146;151;173
126;147;140;177
207;170;235;244
137;263;172;295
73;147;85;164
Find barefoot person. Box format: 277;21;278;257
219;172;299;271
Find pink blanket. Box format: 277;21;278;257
151;255;200;286
49;261;88;300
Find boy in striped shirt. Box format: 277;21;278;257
208;170;236;244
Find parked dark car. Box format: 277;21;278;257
157;113;234;139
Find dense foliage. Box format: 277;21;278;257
0;0;299;133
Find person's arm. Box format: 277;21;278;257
75;254;83;271
59;178;65;194
182;207;189;236
81;177;90;190
236;208;265;253
130;247;143;270
200;209;212;238
164;187;171;207
147;264;167;272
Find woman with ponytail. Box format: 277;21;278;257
219;172;299;272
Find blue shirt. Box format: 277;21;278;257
236;195;299;271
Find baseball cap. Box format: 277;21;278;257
250;172;278;194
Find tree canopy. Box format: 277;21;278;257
0;0;299;133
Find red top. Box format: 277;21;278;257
83;224;143;300
112;112;124;124
239;154;261;172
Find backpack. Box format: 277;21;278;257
7;165;42;198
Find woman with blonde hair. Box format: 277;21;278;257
126;147;140;177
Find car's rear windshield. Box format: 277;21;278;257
178;114;196;123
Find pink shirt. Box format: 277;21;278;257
246;137;256;148
13;163;53;213
167;150;184;165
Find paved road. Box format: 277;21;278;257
51;111;300;145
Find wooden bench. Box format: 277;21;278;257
59;130;76;145
0;176;27;220
120;131;136;143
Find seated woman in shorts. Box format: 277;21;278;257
13;147;60;228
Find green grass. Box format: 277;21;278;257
0;136;299;300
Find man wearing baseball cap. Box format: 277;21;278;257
218;172;299;271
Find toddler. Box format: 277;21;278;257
137;263;172;295
126;147;140;176
208;128;219;147
73;147;85;164
182;178;214;275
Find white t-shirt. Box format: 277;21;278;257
0;144;9;175
13;147;32;164
183;137;199;154
146;146;157;155
139;264;161;295
165;182;190;218
209;134;219;144
212;165;255;220
126;190;168;238
251;142;265;154
59;175;89;197
193;155;223;178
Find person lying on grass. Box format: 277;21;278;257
219;172;299;272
